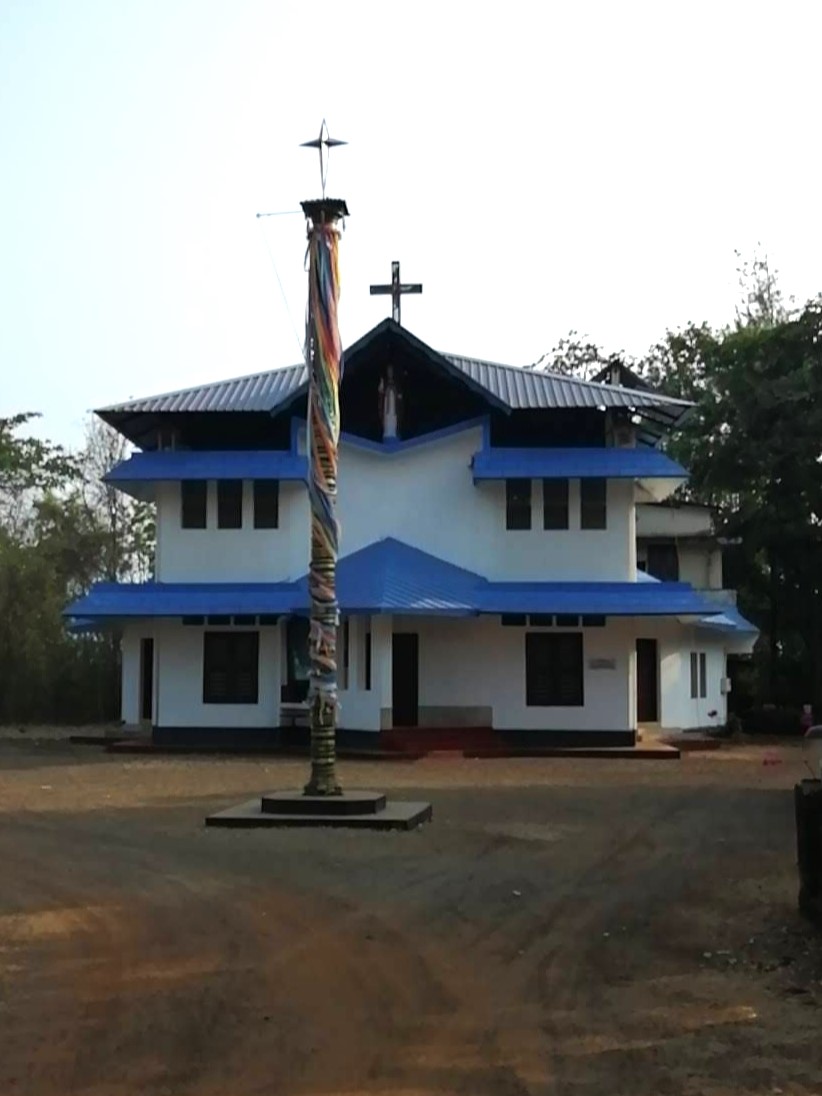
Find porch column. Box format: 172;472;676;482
372;614;393;729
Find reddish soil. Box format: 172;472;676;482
1;737;821;1095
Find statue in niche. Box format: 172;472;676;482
378;363;403;441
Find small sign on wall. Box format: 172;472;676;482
589;657;617;671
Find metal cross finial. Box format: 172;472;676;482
300;119;347;198
369;261;423;325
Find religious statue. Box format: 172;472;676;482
378;364;402;440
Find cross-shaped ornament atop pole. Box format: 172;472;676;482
369;261;422;325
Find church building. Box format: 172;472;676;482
66;318;756;747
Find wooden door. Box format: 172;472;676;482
140;638;154;723
391;633;419;727
636;638;659;723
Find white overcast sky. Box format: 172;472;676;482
2;0;820;446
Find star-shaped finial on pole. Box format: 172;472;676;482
300;119;346;199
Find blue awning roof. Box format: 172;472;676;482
472;447;687;481
106;450;307;500
696;604;759;635
65;538;724;623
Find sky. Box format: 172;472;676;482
2;0;821;448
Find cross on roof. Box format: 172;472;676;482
369;261;422;325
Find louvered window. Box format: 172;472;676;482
526;633;584;707
181;481;207;528
506;479;532;530
203;632;259;704
254;480;279;529
580;478;607;530
217;480;243;529
542;478;569;529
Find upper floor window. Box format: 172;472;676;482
543;478;569;530
647;542;679;582
181;480;207;529
506;478;532;530
217;480;243;529
254;480;280;529
580;478;607;530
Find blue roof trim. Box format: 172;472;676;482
106;450;308;484
472;447;688;481
478;581;719;617
65;538;723;622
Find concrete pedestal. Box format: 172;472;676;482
206;790;431;831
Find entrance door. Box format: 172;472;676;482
392;633;419;727
636;638;659;723
140;638;154;723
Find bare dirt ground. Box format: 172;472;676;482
1;738;821;1096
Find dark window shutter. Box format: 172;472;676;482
580;478;607;530
203;632;259;704
646;543;679;581
254;480;280;529
181;481;207;528
526;633;584;707
506;479;532;530
543;478;569;529
217;480;243;529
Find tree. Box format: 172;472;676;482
529;332;613;380
0;413;155;724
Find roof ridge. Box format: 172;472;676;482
442;350;692;408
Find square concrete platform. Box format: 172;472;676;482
206;790;432;831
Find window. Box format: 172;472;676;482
182;616;204;626
543;478;569;530
207;615;231;625
181;480;207;528
217;480;243;529
581;615;606;627
580;478;607;530
203;632;259;704
647;542;679;582
555;614;579;628
233;615;256;626
690;651;707;699
528;614;553;626
254;480;279;529
501;614;527;626
526;633;584;707
506;479;532;530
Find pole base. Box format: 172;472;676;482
206;791;432;831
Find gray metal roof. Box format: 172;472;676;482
98;331;691;422
99;361;307;415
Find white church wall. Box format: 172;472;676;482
677;544;724;590
155;480;309;583
392;615;634;732
152;428;635;584
635;618;728;730
338;431;634;582
152;620;281;728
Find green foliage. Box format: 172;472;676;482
0;414;155;724
540;253;822;708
